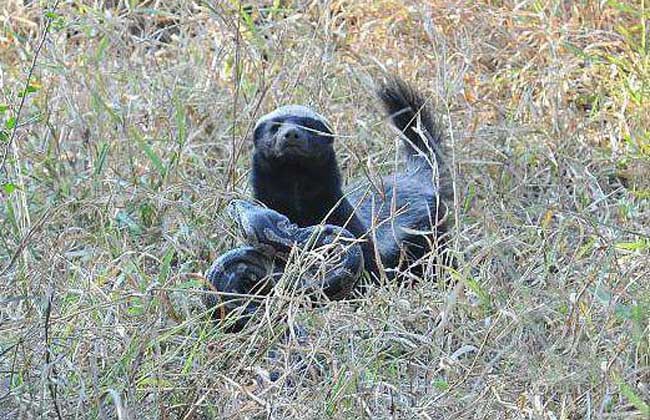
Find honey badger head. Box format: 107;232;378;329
252;105;335;165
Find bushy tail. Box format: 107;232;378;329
377;77;446;177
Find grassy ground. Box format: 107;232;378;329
1;0;649;418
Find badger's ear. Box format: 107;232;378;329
252;123;264;147
323;124;335;144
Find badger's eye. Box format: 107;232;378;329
302;120;331;137
268;122;280;135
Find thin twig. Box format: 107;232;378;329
0;1;61;174
44;288;63;420
0;201;62;277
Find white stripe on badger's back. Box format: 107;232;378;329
254;105;332;132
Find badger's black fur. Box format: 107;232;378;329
250;78;451;281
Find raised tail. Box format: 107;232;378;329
377;77;446;175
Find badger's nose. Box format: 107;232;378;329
277;124;304;146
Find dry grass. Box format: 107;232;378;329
1;0;649;418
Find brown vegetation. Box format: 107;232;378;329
0;1;648;418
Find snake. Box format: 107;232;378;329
203;200;364;331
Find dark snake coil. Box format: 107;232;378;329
203;200;364;331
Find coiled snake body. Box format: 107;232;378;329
203;200;364;331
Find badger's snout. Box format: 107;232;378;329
273;124;308;155
276;124;305;146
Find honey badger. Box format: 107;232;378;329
250;78;452;280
